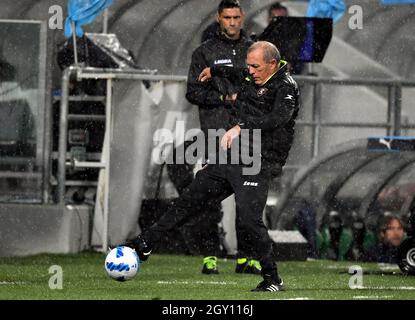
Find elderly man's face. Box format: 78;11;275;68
217;8;244;40
246;48;278;85
383;219;404;247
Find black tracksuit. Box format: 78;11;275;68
186;30;253;138
218;60;300;171
144;62;300;278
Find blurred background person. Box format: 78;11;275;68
267;2;304;75
362;214;405;264
268;2;289;21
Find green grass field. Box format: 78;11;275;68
1;252;415;300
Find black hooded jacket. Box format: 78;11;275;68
186;30;253;136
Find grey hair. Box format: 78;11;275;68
248;41;281;63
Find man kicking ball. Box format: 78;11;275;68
124;41;300;292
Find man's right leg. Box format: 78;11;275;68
126;165;233;261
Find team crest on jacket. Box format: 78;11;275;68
257;88;268;97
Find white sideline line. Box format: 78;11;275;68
353;296;393;299
0;281;25;285
327;264;399;270
357;286;415;290
374;286;415;290
326;265;347;269
377;263;400;271
157;280;238;285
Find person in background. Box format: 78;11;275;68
268;2;304;75
294;199;317;259
362;214;405;263
268;2;289;21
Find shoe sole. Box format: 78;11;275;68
251;287;285;292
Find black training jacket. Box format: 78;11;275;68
213;61;300;171
186;30;253;135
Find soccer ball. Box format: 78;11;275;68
104;246;140;281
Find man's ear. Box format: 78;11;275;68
216;13;220;23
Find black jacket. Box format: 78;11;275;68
213;61;300;171
362;242;400;264
186;30;253;135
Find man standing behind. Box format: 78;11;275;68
186;0;260;275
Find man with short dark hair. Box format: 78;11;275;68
187;0;252;138
125;41;300;292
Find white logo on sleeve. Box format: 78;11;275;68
243;181;258;187
284;94;294;100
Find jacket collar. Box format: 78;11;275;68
275;60;289;78
215;29;248;44
257;60;289;87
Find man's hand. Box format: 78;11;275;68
198;67;212;82
224;93;237;103
221;125;241;150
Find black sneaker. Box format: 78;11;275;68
251;277;285;292
122;235;152;262
235;258;262;275
202;256;219;274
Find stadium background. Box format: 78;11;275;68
1;0;415;300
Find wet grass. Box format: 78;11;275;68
0;252;415;300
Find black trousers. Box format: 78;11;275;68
166;143;223;257
143;163;278;274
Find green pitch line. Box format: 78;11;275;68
0;253;415;300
